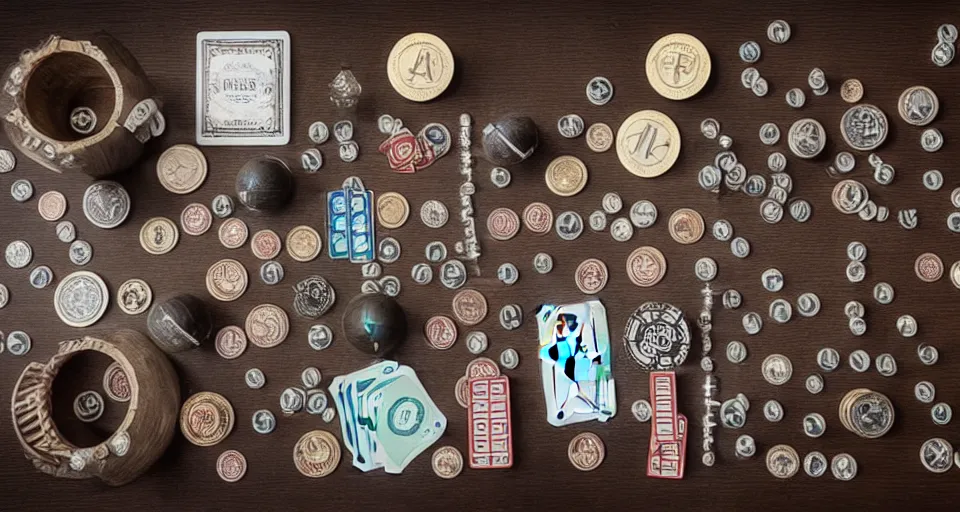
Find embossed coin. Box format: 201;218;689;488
307;324;333;351
499;304;523;330
56;220;76;243
250;229;281;260
741;67;759;89
916;381;936;404
575;258;608;294
832;180;869;214
206;259;248;302
759;122;780;146
294;430;341;478
533;252;553;274
487;207;520;241
245;304;289;348
211;194;234;218
465;331;488;355
440;259;467;290
6;330;30;356
73;390;104;423
739;41;761;63
831;454;857;481
116;278;152;315
70;239;94;266
602;192;623;214
726;340;747;364
218;218;249;249
136;217;177;255
586;76;614;105
54;271;108;327
259;260;283;285
899;86;939;127
180;392;235;447
568;432;605;471
764;399;784;423
387;33;454;102
767;20;791;44
300;148;323;172
280;387;306;414
215;325;248;360
921;127;944;152
500;348;520;370
10;178;32;202
586;123;614;152
557;114;585;138
626;246;667;287
490;166;511;188
920;438;953;473
216;450;247;483
285;225;322;262
420;199;449;228
722;289;742;309
308;121;329;144
555;211;583;241
610;217;633;242
377;192;410;229
668;208;704;244
840;104;888;151
82;181;130;229
623;302;690;370
545;155;588;197
425;315;458;350
785;88;806;108
158;144;207;194
915;252;943;282
179;203;212;236
788;118;826;158
804;451;828;478
629;200;658;228
616;110;681;177
251;409;275;433
377;237;401;264
37;190;67;221
521;202;553;235
432;446;464;479
27;265;51;289
841;79;864;103
452;289;488;326
0;148;15;172
645;33;711;100
766;444;799;479
632;399;653;422
292;276;335;318
245;368;266;389
102;362;131;402
762;354;793;385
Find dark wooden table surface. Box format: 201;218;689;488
1;0;959;510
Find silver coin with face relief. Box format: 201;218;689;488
920;438;953;473
555;211;583;240
921;128;944;152
586;77;613;105
897;314;918;337
817;348;840;372
730;237;750;258
742;312;762;335
629;200;657;228
726;341;747;364
741;67;759;89
840;104;888;151
82;181;130;229
533;252;553;274
722;289;742;309
557;114;584;138
700;118;720;139
803;413;826;438
712;220;733;241
898;86;939;126
410;263;433;285
610;217;633;242
915;381;936;403
307;324;333;351
764;399;784;422
918;343;939;366
767;152;787;172
788;118;827;158
439;259;467;289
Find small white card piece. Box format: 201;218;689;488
196;30;290;146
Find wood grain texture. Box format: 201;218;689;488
0;0;958;510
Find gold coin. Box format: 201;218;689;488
293;430;341;478
645;33;711;100
205;258;248;302
586;123;613;152
377;192;410;229
668;208;704;244
568;432;605;471
180;392;235;447
245;303;289;348
616;110;681;178
387;33;454;102
285;225;322;262
841;79;864;104
157;144;208;194
139;217;179;255
545;156;588;197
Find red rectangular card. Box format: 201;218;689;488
467;375;513;469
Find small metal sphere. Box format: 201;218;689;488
235;156;295;213
481;115;539;166
146;294;213;353
341;293;407;357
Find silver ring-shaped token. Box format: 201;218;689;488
759;122;780;145
694;257;718;282
499;304;522;330
73;391;104;423
923;170;944;191
931;403;952;426
712;219;733;241
759;199;783;224
307;324;333;351
741;67;759;89
726;341;747;364
719;398;747;429
920;438;953;473
533;252;553;274
921;128;944;152
610;218;633;242
846;261;866;283
490;167;511;188
465;331;488;355
804;374;824;395
796;292;820;317
700;118;720;140
918;343;939;365
769;298;792;324
362;261;383;278
875;353;897;377
785;88;806;108
816;347;840;372
555;211;584;240
411;263;433;285
804;451;828;478
789;199;812;222
245;368;266;389
252;409;276;434
631;399;652;422
588;210;607;231
743;175;767;197
848;349;870;372
767;152;787;172
763;399;784;422
915;381;936;403
849;316;867;336
629;200;658;228
897;314;918;337
735;435;757;459
722;289;742;309
586;76;614;105
803;412;826;438
742;312;762;335
557;114;585;138
730;237;750;258
602;192;623;214
761;268;784;292
739;41;761;63
497;263;519;285
846;241;867;262
873;282;894;304
831;453;857;481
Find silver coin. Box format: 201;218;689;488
533;252;554;274
378;237;401;264
362;261;382;278
762;354;793;385
931;41;955;67
499;348;520;370
73;390;104;423
301;367;322;389
586;76;614;106
921;127;944;152
805;374;824;395
920;438;954;473
420;200;449;228
379;275;401;297
899;208;919;229
631;399;653;423
722;289;742;309
918;343;939;366
6;330;31;356
785;88;806;108
758;122;780;145
899;86;939;126
465;331;488;355
932;403;953;426
767;186;788;205
700;356;714;372
407;263;431;285
858;200;878;221
305;390;328;415
804;451;828;478
715;152;737;174
322;407;336;423
876;206;889;222
769;298;792;324
712;219;733;241
719;134;735;148
849;316;867;336
10;179;33;202
840;104;888;151
788;199;812;222
211;194;234;218
29;265;53;289
770;172;792;193
439;259;467;289
788;118;826;158
831;454;857;481
300;148;324;174
915;381;936;404
0;148;15;173
947;212;960;233
744;175;767;197
763;399;784;422
849;349;870;372
816;347;840;372
923;170;944;191
873;164;894;185
0;283;7;309
557;114;585;138
752;77;769;97
497;263;519;285
742;312;762;335
846;241;867;262
700;118;720;140
307;324;333;351
735;434;757;459
741;67;760;88
333;120;354;143
629;200;657;228
82;181;130;229
421;242;447;264
54;271;108;328
555;211;583;240
245;368;266;389
694;257;718;282
730;236;751;258
377;114;396;134
759;198;783;224
609;217;633;242
807;67;827;89
308;121;329;144
761;268;784;292
490;167;512;188
897;314;918;337
252;409;276;434
803;413;826;438
719;399;747;429
5;240;32;268
796;292;820;317
698;165;722;192
873;282;894;304
726;341;747;364
867;153;883;168
767;20;791;43
767;152;787;172
846;260;866;283
739;40;761;63
601;192;623;214
875;353;897;377
938;24;959;44
56;220;76;243
588;210;607;231
361;278;382;295
280;387;306;414
499;304;522;330
259;260;284;285
834;151;856;173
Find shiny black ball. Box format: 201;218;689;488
482;115;539;166
341;293;407;357
146;294;213;353
235;156;294;212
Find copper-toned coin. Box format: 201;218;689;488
545;155;588;197
575;258;609;294
37;190;67;221
425;315;458;350
626;246;667;287
180;202;212;236
102;362;131;403
215;325;248;360
452;289;488;326
432;446;464;479
522;202;553;235
217;450;247;483
251;229;282;260
465;357;501;380
568;432;605;471
586;123;614;152
206;258;248;302
915;252;944;282
293;430;341;478
218;218;248;249
455;375;469;408
377;192;410;229
244;304;289;348
180;391;235;447
668;208;705;244
157;144;208;194
286;225;322;262
486;207;520;241
841;79;864;104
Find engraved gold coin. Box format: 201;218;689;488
293;429;341;478
616;110;681;178
645;33;711;100
285;225;322;262
206;258;248;302
432;446;464;479
586;123;614;152
545;156;588;197
387;33;455;102
180;391;235;447
139;217;179;255
245;303;289;348
568;432;605;471
668;208;704;244
377;192;410;229
157;144;208;194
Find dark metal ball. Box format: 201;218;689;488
146;294;213;353
482;115;539;166
235;155;294;212
341;293;407;357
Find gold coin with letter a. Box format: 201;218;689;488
387;33;455;102
645;33;711;100
616;110;681;178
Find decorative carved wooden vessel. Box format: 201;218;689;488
10;330;179;486
0;34;163;178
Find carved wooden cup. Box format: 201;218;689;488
0;33;163;178
10;330;180;486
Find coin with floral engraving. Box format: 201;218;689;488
575;258;608;294
286;225;322;262
568;432;605;471
102;362;131;402
180;391;235;447
788;118;826;158
158;144;207;194
840;104;888;151
180;203;212;236
250;229;282;260
294;429;341;477
914;253;943;282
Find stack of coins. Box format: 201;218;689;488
838;389;895;439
